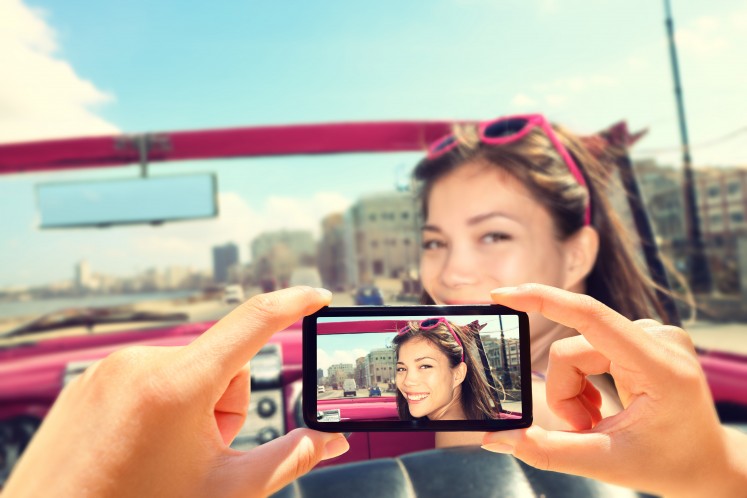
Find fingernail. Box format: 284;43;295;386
490;287;518;295
314;288;332;299
321;435;349;460
482;443;514;454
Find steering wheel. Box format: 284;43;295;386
271;445;652;498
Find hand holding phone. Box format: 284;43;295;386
303;304;532;432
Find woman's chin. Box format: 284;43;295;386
409;405;432;419
410;409;428;418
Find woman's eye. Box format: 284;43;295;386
480;232;511;244
396;367;406;372
419;364;433;370
421;239;445;250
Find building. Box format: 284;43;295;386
344;191;420;287
212;243;239;284
354;357;367;389
367;347;396;387
250;230;316;286
482;336;520;373
327;363;354;386
318;213;347;290
633;160;747;293
164;266;191;289
251;230;316;263
74;260;93;291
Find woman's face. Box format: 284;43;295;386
420;161;571;336
395;337;463;420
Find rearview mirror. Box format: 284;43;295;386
36;173;218;228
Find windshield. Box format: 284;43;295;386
1;1;746;355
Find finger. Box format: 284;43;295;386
491;284;664;373
482;425;617;479
214;429;349;497
187;286;331;382
214;365;251;445
576;380;603;428
546;336;609;430
634;319;696;352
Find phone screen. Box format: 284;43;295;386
303;305;532;432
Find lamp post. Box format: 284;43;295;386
498;315;513;390
663;0;712;293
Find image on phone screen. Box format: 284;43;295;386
303;305;532;432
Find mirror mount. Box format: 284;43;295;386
112;133;172;178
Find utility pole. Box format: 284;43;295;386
664;0;712;293
498;316;513;390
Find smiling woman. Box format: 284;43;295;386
392;318;501;421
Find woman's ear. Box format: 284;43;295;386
562;226;599;291
453;362;468;387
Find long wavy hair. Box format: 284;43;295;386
392;319;502;420
413;121;681;325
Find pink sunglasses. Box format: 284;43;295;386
398;317;464;363
426;114;591;226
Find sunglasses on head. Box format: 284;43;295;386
426;114;591;226
398;317;464;363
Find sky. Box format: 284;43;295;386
1;0;746;288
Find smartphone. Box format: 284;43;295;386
303;304;532;432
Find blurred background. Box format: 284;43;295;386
1;0;745;349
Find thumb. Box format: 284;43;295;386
482;426;614;477
214;429;349;497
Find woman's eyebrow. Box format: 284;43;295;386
397;357;436;364
421;212;518;232
466;211;518;225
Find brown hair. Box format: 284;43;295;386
391;319;502;420
413;122;678;324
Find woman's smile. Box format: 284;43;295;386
405;392;430;403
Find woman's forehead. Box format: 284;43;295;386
400;336;445;359
426;162;547;225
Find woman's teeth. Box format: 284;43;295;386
407;393;429;401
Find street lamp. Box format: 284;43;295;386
498;315;513;390
663;0;712;293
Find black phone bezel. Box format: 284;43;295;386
303;304;532;432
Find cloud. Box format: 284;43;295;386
260;192;351;239
510;93;538;108
538;0;559;14
675;16;730;56
512;74;618;111
103;190;352;273
0;0;119;144
544;94;568;108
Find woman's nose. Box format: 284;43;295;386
403;370;418;386
439;244;478;288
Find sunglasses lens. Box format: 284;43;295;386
431;135;456;154
421;318;439;328
482;118;528;139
